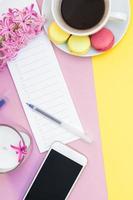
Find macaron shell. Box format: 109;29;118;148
101;37;115;51
68;36;91;55
91;28;115;51
48;22;70;45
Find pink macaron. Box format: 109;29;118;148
91;28;115;51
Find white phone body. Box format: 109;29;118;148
23;142;87;200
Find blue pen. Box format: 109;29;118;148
0;99;6;108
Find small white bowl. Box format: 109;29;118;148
0;124;31;173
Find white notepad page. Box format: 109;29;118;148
3;0;83;152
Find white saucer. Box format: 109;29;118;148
42;0;130;57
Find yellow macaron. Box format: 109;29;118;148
68;35;90;55
48;22;70;45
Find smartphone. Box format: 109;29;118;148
23;142;87;200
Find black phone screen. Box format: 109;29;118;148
25;149;83;200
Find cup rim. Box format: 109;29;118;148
51;0;111;36
0;124;25;173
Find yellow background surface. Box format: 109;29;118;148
93;0;133;199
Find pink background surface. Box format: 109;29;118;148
0;0;107;199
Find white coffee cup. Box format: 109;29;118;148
51;0;127;36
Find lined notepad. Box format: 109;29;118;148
5;0;83;152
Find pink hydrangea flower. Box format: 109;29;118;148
0;4;44;70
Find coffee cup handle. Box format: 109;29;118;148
109;12;127;21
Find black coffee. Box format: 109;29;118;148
61;0;105;30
